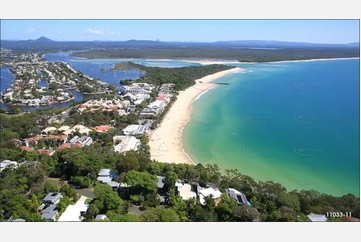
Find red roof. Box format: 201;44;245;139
93;125;114;132
73;143;83;148
21;146;34;152
157;95;168;100
45;135;67;140
27;135;44;141
37;149;55;156
58;143;72;150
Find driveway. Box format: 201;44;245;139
76;189;96;199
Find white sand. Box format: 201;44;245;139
148;67;244;165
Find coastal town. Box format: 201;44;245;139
1;48;115;106
1;46;360;223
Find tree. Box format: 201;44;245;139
43;181;60;193
234;204;260;222
125;170;158;195
107;212;140;222
215;194;238;221
140;206;180;222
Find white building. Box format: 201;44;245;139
113;136;141;153
0;160;18;172
122;125;146;136
175;181;197;200
198;185;222;206
307;213;328;222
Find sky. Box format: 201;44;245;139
0;20;359;44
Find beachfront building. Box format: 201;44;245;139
197;184;222;206
122;124;146;136
139;100;167;118
225;188;252;206
113;135;141;153
159;83;175;95
175;180;197;200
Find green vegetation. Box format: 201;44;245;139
71;47;360;63
119;62;233;90
1;143;359;222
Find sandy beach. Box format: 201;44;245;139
148;67;244;165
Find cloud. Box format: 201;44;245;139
26;28;35;33
58;31;62;34
85;28;104;35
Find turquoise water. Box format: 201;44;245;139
183;59;360;197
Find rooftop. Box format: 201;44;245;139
93;125;114;132
307;213;328;222
175;182;197;200
157;176;167;189
226;188;249;205
43;192;62;203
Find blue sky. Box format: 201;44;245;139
0;20;359;43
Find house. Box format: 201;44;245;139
122;125;146;136
19;160;40;167
0;160;18;172
95;214;108;221
42;192;63;206
157;176;167;190
93;125;114;133
307;213;328;222
197;184;222;206
225;188;252;206
97;168;120;190
41;210;58;221
113;135;141;153
175;180;197;200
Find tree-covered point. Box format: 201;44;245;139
117;62;234;90
71;47;360;63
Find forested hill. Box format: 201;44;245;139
70;47;360;63
117;62;235;90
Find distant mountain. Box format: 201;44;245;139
34;36;54;42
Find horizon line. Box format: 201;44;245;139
1;37;359;45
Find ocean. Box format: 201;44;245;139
183;59;360;197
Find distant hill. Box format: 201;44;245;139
0;37;359;52
34;36;54;42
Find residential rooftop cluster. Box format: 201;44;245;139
78;97;131;116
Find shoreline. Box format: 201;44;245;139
148;67;244;165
